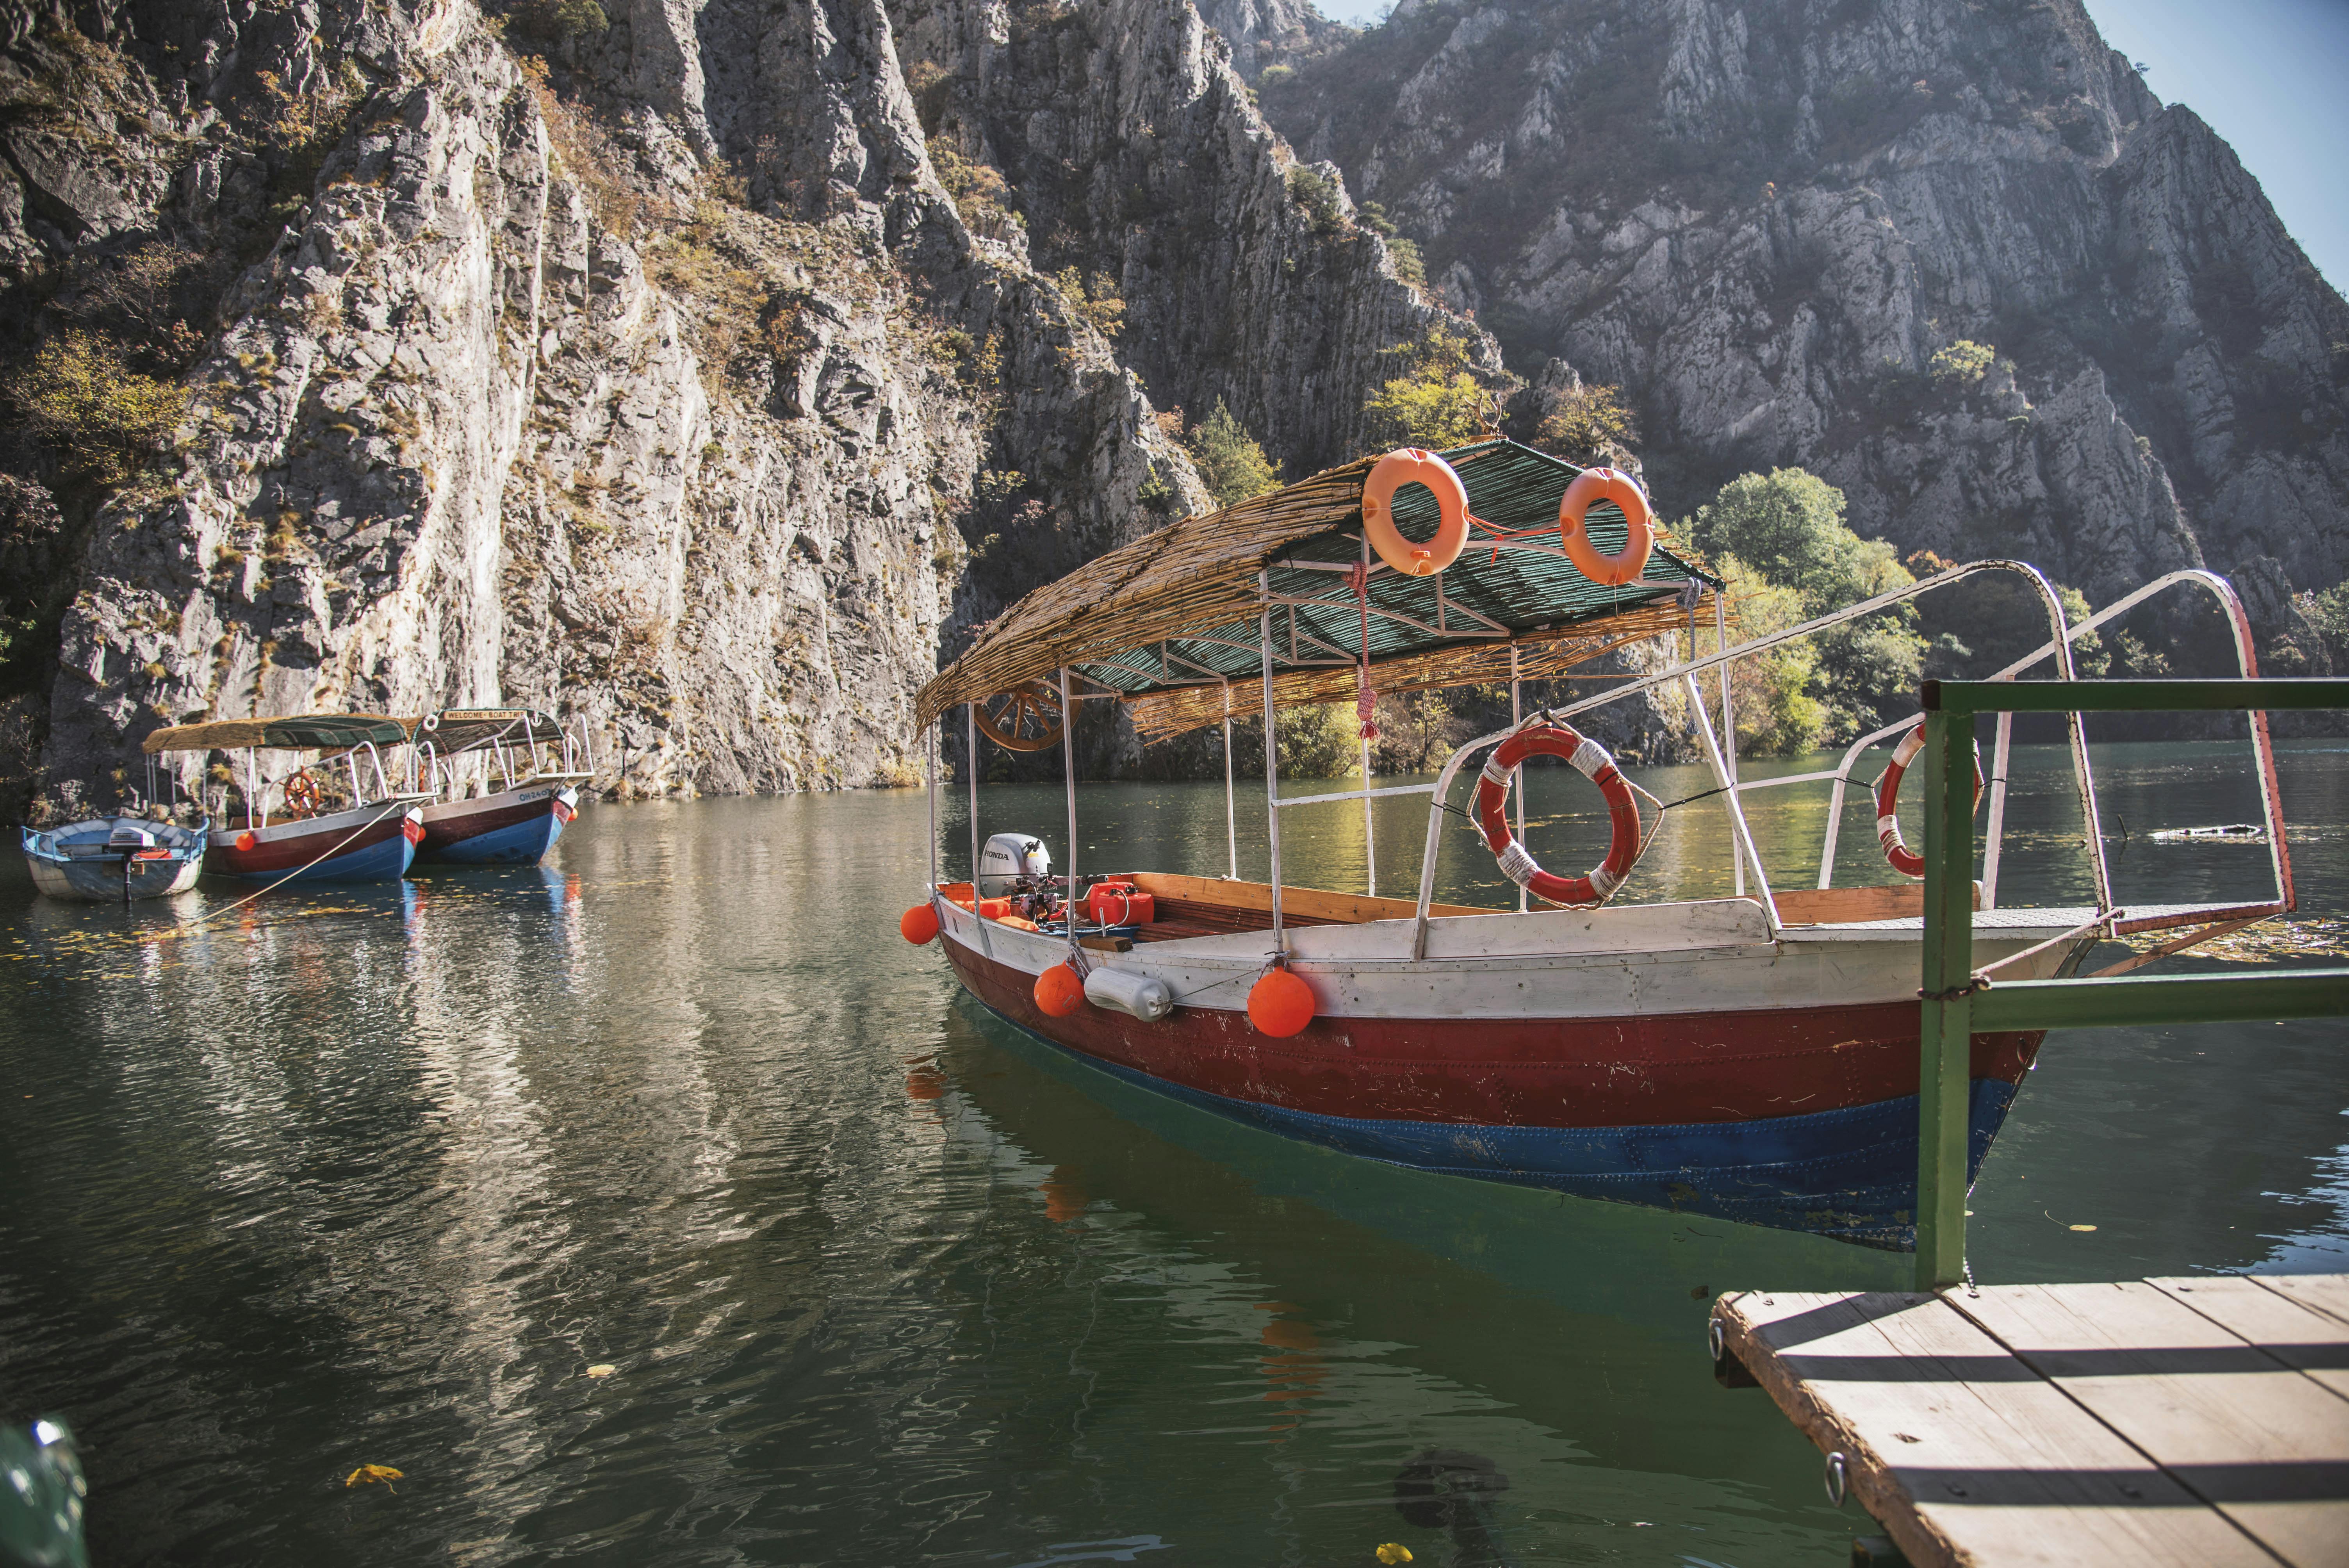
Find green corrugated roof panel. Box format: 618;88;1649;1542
1075;439;1717;696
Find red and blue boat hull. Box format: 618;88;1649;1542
416;784;577;866
939;921;2043;1250
205;806;422;883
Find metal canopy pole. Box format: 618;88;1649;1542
966;703;980;884
925;720;939;890
1980;711;2013;909
1716;595;1743;897
1060;665;1080;960
1511;644;1526;914
1221;681;1238;880
1359;531;1376;897
1259;570;1285;950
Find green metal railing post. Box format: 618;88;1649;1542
1912;676;2349;1295
1916;710;1974;1290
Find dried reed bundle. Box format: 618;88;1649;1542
1125;600;1709;742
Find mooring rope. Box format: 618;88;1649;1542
137;799;414;942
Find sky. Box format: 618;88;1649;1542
1304;0;2348;292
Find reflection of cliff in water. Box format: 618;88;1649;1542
934;993;1899;1504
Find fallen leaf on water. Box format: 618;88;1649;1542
2070;1224;2098;1232
586;1363;617;1379
1375;1546;1412;1565
346;1465;403;1491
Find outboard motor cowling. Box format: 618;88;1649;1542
978;833;1052;898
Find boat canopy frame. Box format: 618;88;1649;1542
921;442;2290;975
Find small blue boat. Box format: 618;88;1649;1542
21;817;209;901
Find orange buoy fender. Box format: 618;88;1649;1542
1247;966;1315;1037
900;902;941;944
1034;961;1086;1017
1557;468;1655;587
1472;724;1641;906
1360;449;1470;577
235;830;257;851
1873;724;1985;879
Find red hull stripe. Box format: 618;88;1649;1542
422;796;555;848
205;817;410;876
943;940;2041;1131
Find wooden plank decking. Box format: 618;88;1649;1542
1713;1275;2349;1567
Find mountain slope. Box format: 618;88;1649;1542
1;0;1448;814
1259;0;2349;625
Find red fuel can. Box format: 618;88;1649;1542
1085;881;1154;926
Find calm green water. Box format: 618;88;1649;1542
2;741;2343;1565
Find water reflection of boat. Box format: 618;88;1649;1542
907;439;2294;1249
20;816;207;901
405;709;592;867
933;993;1892;1532
144;714;430;884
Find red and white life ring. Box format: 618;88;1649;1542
1874;723;1985;879
1472;724;1642;906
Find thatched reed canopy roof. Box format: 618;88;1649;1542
143;713;413;754
916;439;1721;741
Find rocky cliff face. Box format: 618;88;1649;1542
2;0;1458;815
1260;0;2349;627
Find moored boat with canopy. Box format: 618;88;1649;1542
143;713;431;884
900;438;2294;1248
405;709;593;867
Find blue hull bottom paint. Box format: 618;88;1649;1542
419;811;566;866
225;832;417;884
970;997;2019;1251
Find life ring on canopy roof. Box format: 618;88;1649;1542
1873;722;1986;880
1472;724;1642;906
1360;448;1470;577
1558;468;1655;586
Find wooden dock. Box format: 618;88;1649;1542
1713;1274;2349;1567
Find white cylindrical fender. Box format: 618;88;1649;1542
1083;966;1174;1022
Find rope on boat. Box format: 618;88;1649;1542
136;800;413;943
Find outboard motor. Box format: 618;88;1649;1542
978;833;1062;923
977;833;1052;898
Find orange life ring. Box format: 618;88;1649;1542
1472;724;1641;906
282;768;324;819
1558;468;1655;586
1360;448;1469;577
1874;723;1985;879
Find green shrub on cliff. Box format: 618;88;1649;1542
10;330;188;490
1186;400;1278;509
1362;324;1491;449
1535;382;1637;465
1930;339;1995;386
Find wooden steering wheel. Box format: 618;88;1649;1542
973;681;1065;752
281;768;325;819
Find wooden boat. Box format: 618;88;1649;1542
142;714;431;883
21;816;207;901
405;709;592;866
902;439;2292;1249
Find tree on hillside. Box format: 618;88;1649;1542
1535;382;1638;466
1362;325;1493;449
1186;400;1278;509
1686;468;1925;749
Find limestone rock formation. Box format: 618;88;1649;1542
3;0;1448;814
1260;0;2349;625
